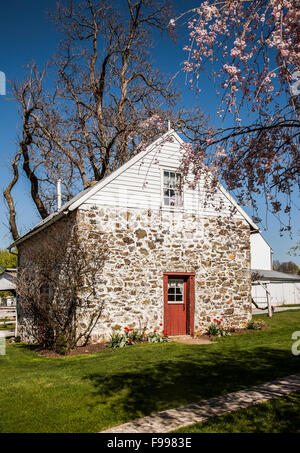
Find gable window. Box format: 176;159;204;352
162;170;183;207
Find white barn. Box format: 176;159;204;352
250;232;300;307
0;268;17;307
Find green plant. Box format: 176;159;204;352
55;334;69;355
206;317;231;337
106;326;144;349
247;319;266;331
148;328;168;343
126;328;143;342
106;331;128;349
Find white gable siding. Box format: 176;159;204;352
250;233;272;270
81;136;244;219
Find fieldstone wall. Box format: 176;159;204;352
16;212;79;343
17;206;252;343
77;206;252;341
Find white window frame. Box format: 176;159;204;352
160;167;184;210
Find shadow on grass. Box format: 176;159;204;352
84;346;300;423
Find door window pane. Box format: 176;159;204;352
168;279;184;303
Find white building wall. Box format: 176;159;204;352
250;233;272;270
252;281;300;306
83;136;245;219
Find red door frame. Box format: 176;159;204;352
163;272;195;336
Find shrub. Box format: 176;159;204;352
55;334;69;355
206;317;231;337
247;319;266;330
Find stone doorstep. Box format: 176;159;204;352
168;335;212;345
100;373;300;433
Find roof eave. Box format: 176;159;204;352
8;210;69;250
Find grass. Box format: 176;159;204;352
278;304;300;308
0;310;300;433
0;323;15;330
173;392;300;433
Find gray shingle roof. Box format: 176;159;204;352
252;269;300;282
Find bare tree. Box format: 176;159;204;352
4;0;207;240
17;222;108;353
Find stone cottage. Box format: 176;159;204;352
10;130;258;341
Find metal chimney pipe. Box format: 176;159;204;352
57;179;62;211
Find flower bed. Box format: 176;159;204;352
107;324;168;349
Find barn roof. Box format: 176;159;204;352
252;269;300;282
0;269;17;291
9;130;259;250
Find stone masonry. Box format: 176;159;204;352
77;205;252;342
17;205;252;343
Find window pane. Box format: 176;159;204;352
175;279;184;288
168;279;177;287
164;171;170;186
162;171;183;207
164;189;174;197
169;172;176;188
168;279;184;303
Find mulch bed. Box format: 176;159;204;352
36;342;108;358
230;325;270;334
33;326;270;357
36;339;149;357
207;325;270;339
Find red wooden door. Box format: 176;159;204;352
164;276;187;335
164;273;195;336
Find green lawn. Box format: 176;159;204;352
0;323;15;330
278;304;300;308
173;392;300;433
0;310;300;433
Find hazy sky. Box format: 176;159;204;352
0;0;299;265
